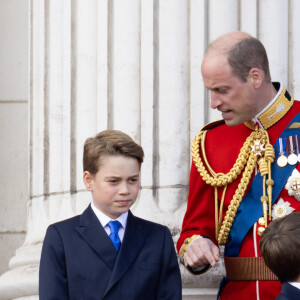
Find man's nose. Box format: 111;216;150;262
210;91;221;109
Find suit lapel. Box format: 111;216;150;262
104;211;145;296
75;204;118;270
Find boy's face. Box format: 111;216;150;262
83;155;140;219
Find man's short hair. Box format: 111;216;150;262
227;37;271;83
83;130;144;175
259;212;300;282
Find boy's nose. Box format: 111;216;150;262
119;182;130;194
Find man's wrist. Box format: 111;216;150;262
179;234;212;275
179;234;200;265
179;234;210;265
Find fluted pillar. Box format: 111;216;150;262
1;1;300;299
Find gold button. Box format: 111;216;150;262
258;217;265;226
257;227;265;236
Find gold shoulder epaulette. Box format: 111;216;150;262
201;119;225;131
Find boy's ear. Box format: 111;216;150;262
83;171;94;191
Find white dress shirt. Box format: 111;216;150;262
91;201;128;242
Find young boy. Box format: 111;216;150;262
39;130;182;300
259;212;300;300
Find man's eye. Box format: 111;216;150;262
218;89;227;94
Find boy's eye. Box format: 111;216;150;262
109;179;119;184
129;178;138;183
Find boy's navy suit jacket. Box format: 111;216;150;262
39;204;182;300
276;282;300;300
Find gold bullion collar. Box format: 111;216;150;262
244;82;294;130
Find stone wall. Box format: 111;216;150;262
1;0;300;299
0;0;28;276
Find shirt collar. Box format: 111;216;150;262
288;282;300;289
244;82;294;130
91;201;128;230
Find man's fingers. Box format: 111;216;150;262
197;238;218;266
185;244;208;267
211;243;220;262
184;238;220;267
201;246;216;266
184;252;194;267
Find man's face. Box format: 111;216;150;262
83;155;140;219
201;54;259;126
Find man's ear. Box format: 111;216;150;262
83;171;94;191
248;68;263;88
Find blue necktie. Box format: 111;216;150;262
108;220;121;252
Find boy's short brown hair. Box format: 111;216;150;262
259;212;300;282
83;130;144;175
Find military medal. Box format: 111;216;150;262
287;136;298;165
277;155;288;167
276;138;288;167
290;178;300;196
296;135;300;162
288;153;298;165
271;198;295;219
285;169;300;201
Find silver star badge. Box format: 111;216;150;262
251;140;265;156
285;169;300;201
272;198;295;220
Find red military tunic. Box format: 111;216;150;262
177;84;300;300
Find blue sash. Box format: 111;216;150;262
225;113;300;257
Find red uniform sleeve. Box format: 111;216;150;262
176;161;217;253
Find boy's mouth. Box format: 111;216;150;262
115;200;131;206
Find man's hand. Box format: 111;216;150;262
184;237;220;268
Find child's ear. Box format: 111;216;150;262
83;171;94;191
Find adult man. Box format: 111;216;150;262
177;31;300;300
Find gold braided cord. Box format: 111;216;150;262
265;144;275;220
218;185;227;232
217;151;257;244
192;127;275;245
193;131;253;187
214;185;228;241
214;187;219;240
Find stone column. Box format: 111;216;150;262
1;1;300;299
0;0;211;298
